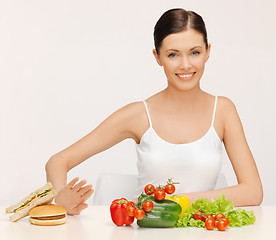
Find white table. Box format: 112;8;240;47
1;205;275;240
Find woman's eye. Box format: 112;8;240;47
191;51;200;56
168;53;177;58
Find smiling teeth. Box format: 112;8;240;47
178;74;193;78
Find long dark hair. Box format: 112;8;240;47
154;8;208;54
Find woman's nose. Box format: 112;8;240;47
179;56;192;70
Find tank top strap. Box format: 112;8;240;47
211;96;218;127
142;100;152;128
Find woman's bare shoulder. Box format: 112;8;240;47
118;101;150;143
122;90;164;114
217;96;238;115
216;96;241;133
119;101;146;116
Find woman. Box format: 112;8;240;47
46;8;263;215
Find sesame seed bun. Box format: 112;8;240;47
29;204;67;226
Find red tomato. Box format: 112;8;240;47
144;184;155;195
220;217;230;228
127;201;135;206
142;200;154;212
205;218;215;230
205;214;214;222
126;205;136;217
217;219;228;231
214;213;225;221
134;209;145;220
154;188;166;201
164;184;175;194
194;211;205;221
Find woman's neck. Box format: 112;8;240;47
162;86;206;111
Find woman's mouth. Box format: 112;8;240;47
176;72;196;81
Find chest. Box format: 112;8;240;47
136;124;224;192
150;108;219;144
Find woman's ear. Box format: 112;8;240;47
152;49;163;66
205;43;211;62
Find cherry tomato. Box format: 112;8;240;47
205;218;215;230
165;184;175;194
142;200;154;212
220;217;230;228
154;188;166;201
205;214;214;222
134;208;145;220
194;211;205;221
144;184;155;195
127;201;134;205
216;219;228;231
214;213;225;221
126;205;136;217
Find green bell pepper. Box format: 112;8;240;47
137;194;182;228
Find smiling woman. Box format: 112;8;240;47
45;8;263;215
152;29;210;92
152;9;210;92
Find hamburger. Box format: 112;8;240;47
29;204;67;226
6;182;56;222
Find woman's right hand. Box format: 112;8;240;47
54;177;94;215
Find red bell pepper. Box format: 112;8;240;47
110;198;134;226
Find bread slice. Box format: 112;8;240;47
6;182;54;214
6;182;56;222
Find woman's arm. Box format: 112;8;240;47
45;102;143;213
182;97;263;206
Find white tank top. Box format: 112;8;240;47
136;96;223;195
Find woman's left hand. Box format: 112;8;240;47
54;177;94;215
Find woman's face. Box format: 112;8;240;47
153;29;211;92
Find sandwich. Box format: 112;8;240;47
29;204;66;226
6;182;56;222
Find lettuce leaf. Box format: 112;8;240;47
176;194;256;228
225;208;256;227
176;212;193;227
211;194;234;214
191;197;213;214
191;195;234;214
188;218;205;228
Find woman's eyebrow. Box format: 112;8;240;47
165;46;202;52
165;49;180;52
190;46;202;50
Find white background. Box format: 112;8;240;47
0;0;275;205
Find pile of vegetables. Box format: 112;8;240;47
136;194;182;228
110;179;182;227
110;179;256;231
176;194;256;230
